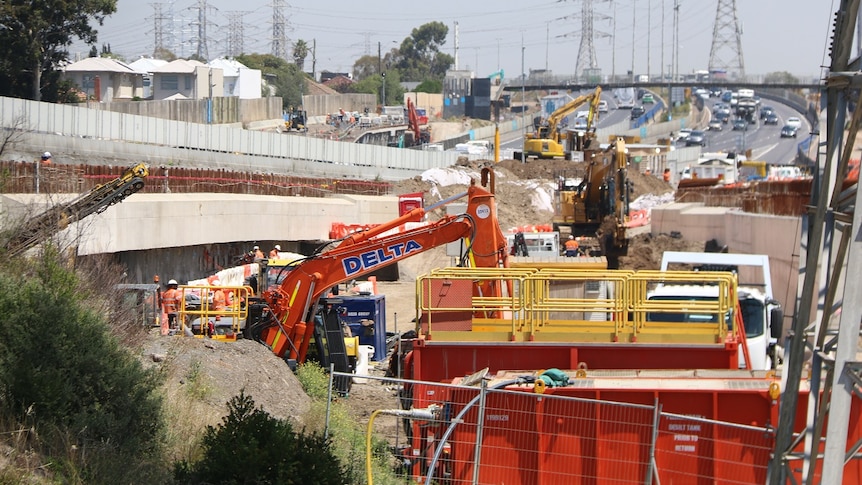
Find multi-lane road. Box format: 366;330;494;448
498;90;811;166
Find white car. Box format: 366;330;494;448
597;100;609;113
785;117;802;129
676;128;692;142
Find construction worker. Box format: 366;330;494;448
564;235;580;257
663;168;672;183
253;245;265;260
40;151;52;164
269;244;281;258
162;279;182;329
211;279;227;311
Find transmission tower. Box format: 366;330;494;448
270;0;288;60
189;0;216;60
150;3;169;55
557;1;611;81
225;11;247;58
708;0;745;79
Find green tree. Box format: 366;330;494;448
0;0;118;101
0;248;166;482
292;39;309;71
394;22;453;82
352;54;380;81
237;53;307;109
153;47;177;62
350;71;404;106
415;79;442;94
175;391;346;485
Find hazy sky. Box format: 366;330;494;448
77;0;838;81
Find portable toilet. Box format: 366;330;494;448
337;294;387;361
398;192;424;216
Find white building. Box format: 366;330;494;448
128;57;168;99
63;57;144;102
149;59;224;100
208;58;262;99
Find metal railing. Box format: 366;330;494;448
416;268;739;344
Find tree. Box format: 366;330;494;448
0;0;118;101
293;39;309;71
153;47;177;62
237;53;308;109
174;391;347;485
352;54;379;81
394;22;453;83
350;71;404;106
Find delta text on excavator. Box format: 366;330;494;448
244;168;510;368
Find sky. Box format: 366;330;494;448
74;0;839;82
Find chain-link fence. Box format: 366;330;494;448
332;372;775;485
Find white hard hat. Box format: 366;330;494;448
253;245;260;250
41;151;52;158
168;279;178;285
568;235;574;239
212;279;221;286
275;245;281;251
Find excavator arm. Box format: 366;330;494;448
545;86;602;140
3;163;149;258
256;171;509;363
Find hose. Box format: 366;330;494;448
366;409;383;485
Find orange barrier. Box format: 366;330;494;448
507;224;554;233
626;209;650;228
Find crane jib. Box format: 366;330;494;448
342;240;423;277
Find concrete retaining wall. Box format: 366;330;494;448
650;202;803;331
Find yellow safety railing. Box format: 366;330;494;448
416;267;536;341
417;268;740;346
525;269;633;342
178;285;253;340
627;271;737;344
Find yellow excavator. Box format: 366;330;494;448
518;86;603;160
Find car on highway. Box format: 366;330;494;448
685;130;707;147
785;117;802;129
732;119;749;131
714;111;730;124
781;125;798;138
642;93;655;104
760;106;775;120
630;105;646;120
764;113;779;125
598;100;609;113
708;119;723;131
675;128;693;143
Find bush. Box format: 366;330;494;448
175;391;347;484
0;249;167;483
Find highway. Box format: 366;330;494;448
692;97;812;166
497;89;810;166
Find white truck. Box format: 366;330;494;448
653;251;784;371
382;105;405;125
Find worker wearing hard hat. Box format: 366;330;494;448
269;244;281;258
40;151;52;164
162;279;182;329
564;235;580;257
253;245;265;260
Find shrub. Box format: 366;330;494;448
0;248;167;483
175;390;347;484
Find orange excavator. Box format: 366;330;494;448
245;168;509;373
404;97;431;147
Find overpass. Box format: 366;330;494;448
503;81;823;92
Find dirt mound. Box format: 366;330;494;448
142;332;310;424
619;233;708;271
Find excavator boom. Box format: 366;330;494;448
523;86;602;159
4;163;149;258
255;171;509;364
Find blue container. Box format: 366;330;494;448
338;294;387;361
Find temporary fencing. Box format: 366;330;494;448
328;372;775;485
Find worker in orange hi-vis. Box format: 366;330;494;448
211;279;227;311
162;279;182;330
564;235;580;257
269;244;281;258
40;151;52;164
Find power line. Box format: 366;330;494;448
708;0;745;79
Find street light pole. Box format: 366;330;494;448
521;33;526;164
382;72;386;107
